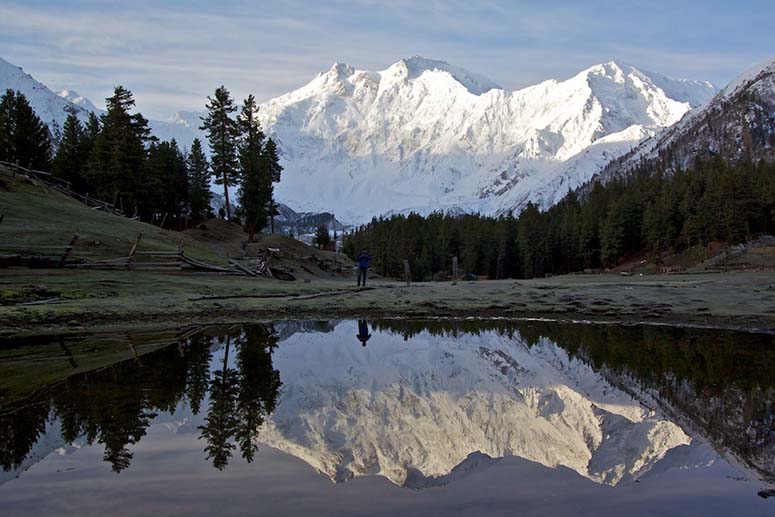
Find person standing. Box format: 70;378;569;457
357;248;371;287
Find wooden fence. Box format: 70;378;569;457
1;160;125;216
1;162;294;279
0;231;294;278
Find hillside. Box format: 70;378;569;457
184;218;355;280
600;57;775;180
0;163;355;284
0;164;225;264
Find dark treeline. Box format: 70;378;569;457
344;158;775;279
372;318;775;392
1;84;282;233
0;325;281;473
343;212;520;281
0;90;52;170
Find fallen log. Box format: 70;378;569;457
180;254;236;273
228;259;257;277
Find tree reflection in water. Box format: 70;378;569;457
198;326;281;470
0;324;281;473
2;319;774;482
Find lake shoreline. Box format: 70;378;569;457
2;269;775;336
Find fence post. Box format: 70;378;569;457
57;233;80;268
127;232;143;270
452;255;459;281
404;259;411;286
177;238;184;269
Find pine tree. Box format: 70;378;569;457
0;89;52;169
88;86;151;217
263;137;283;233
184;335;212;416
0;90;12;163
199;337;239;471
52;113;87;192
642;189;678;263
187;138;212;223
83;112;100;152
236;94;267;240
314;225;331;249
234;326;281;463
600;203;625;268
200;86;238;220
145;139;189;228
517;202;547;278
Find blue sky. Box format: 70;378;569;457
1;0;773;119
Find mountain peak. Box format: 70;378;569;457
400;55;452;71
599;54;775;182
0;56;29;76
326;62;355;78
57;89;97;112
384;55;500;95
721;55;775;98
579;60;640;81
575;60;717;109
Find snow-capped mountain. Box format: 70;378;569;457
0;57;94;140
0;56;202;149
57;89;98;112
600;56;775;179
258;57;716;222
1;55;717;222
273;204;346;235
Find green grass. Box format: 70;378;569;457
0;167;224;264
2;166;775;335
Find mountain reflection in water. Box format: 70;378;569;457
0;320;773;514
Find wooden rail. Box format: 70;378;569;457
1;160;124;216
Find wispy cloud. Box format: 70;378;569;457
1;0;772;119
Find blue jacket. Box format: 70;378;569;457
357;252;371;269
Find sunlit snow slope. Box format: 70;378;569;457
260;57;716;222
0;55;716;222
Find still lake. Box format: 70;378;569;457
1;320;773;516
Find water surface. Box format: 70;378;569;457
1;320;773;515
